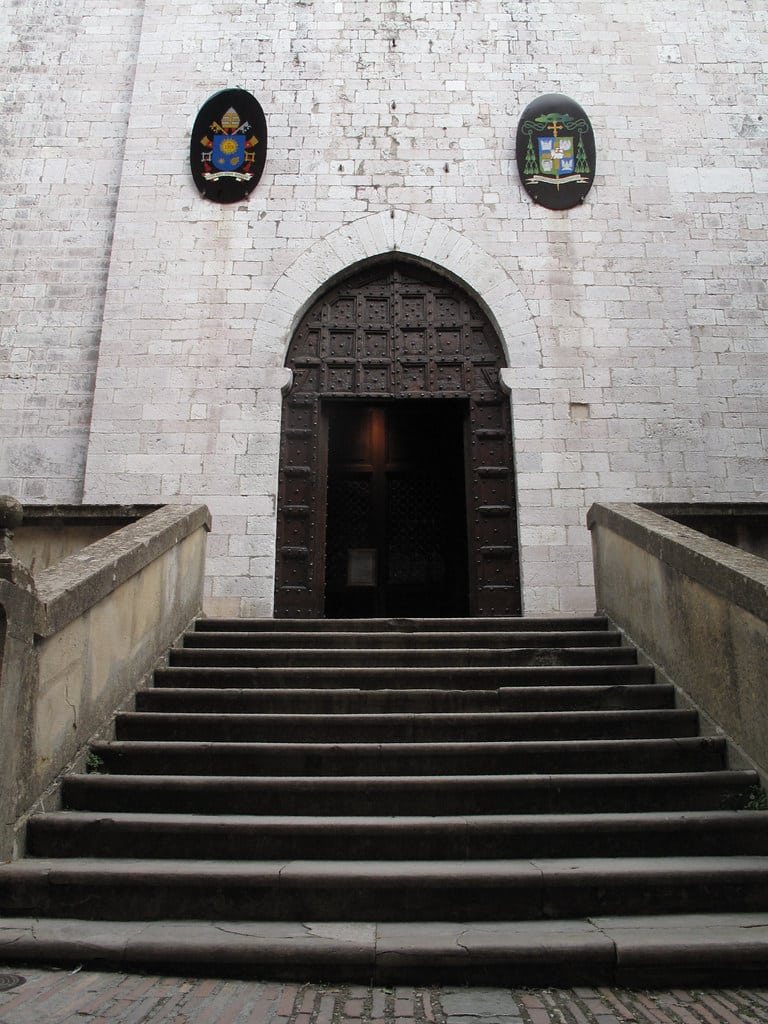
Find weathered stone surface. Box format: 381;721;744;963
0;578;37;860
0;495;23;532
589;502;768;778
440;986;522;1021
2;914;768;986
0;504;211;860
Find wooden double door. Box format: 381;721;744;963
274;262;521;618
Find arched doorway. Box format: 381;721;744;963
274;261;521;618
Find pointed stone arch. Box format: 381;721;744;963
254;210;541;373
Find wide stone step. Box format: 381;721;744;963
181;634;627;656
2;857;768;922
116;709;699;743
1;914;767;986
196;616;612;634
27;810;768;861
185;630;627;651
135;682;677;715
61;770;758;816
90;736;726;777
153;664;656;690
172;644;631;670
9;611;766;987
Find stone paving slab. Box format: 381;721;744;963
1;967;768;1024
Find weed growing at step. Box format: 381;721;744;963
86;751;106;774
742;785;768;810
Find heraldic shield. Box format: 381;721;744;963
190;88;268;203
212;132;246;172
516;93;596;210
538;135;575;177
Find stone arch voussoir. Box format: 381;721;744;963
256;211;540;372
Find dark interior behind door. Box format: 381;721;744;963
324;401;469;618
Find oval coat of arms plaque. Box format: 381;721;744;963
516;94;596;210
191;88;267;203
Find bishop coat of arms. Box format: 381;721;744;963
516;95;596;210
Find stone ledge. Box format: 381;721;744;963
587;502;768;621
19;504;161;526
32;504;211;637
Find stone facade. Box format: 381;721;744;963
1;0;766;616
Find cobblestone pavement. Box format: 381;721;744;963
1;969;768;1024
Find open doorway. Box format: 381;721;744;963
324;401;469;618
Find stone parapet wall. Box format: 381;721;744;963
0;502;210;860
14;505;162;574
643;503;768;562
588;502;768;779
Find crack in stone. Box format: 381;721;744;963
586;915;619;977
212;924;263;938
527;858;546;918
455;927;472;955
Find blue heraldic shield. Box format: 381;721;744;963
538;136;575;177
212;134;245;171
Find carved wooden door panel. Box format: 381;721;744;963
274;263;521;618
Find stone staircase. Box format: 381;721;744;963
1;616;768;985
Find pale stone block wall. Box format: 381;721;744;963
0;0;145;502
2;0;766;614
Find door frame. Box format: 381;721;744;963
274;260;521;618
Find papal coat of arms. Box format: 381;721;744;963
516;95;596;210
190;89;268;203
